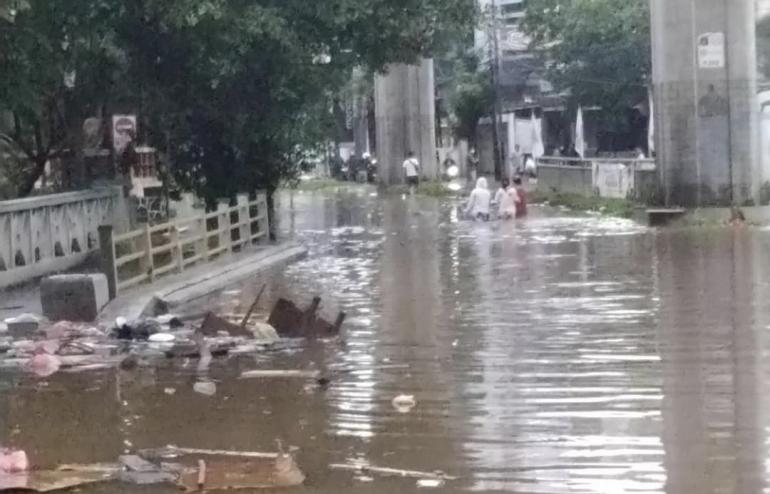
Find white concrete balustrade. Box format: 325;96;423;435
0;187;128;289
536;157;657;201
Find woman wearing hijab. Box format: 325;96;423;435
464;177;492;221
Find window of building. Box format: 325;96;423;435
501;0;526;16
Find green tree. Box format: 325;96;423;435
522;0;650;123
112;0;477;205
434;13;491;148
445;53;494;147
0;0;123;196
1;0;477;201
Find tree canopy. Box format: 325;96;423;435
522;0;650;121
444;52;494;146
0;0;123;195
0;0;477;199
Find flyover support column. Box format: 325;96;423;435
650;0;760;206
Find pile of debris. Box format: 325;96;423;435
0;290;346;379
0;290;461;492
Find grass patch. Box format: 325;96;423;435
284;178;364;192
530;190;636;218
288;178;462;198
390;181;462;198
418;181;459;197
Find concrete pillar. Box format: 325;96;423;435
374;59;438;186
352;67;370;157
651;0;761;206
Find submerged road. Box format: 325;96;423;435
1;186;769;493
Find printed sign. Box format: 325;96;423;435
698;32;725;69
593;162;632;199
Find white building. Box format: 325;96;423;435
474;0;553;165
475;0;531;70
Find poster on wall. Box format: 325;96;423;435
593;162;633;199
112;115;137;153
697;32;725;69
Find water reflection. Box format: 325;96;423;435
0;189;769;494
657;231;766;494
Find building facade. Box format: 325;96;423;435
474;0;564;175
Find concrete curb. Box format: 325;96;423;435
667;206;770;227
99;243;307;321
161;245;307;309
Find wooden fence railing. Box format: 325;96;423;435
99;192;269;299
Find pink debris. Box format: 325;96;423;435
25;352;62;378
44;321;77;340
33;340;61;355
0;449;29;473
44;321;102;340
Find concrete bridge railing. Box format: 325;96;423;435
536;157;657;202
0;187;129;289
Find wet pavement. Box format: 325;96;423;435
2;186;770;493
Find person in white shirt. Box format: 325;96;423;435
493;178;519;220
464;177;492;221
402;151;420;194
524;154;536;174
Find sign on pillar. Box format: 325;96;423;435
697;32;725;69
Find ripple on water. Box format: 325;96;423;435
5;192;767;494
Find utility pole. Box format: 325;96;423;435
488;0;505;181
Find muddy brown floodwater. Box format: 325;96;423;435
3;187;770;493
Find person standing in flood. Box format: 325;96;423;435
466;149;479;184
403;151;420;194
494;178;519;220
513;176;528;218
464;177;492;221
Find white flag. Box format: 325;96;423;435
575;106;586;158
531;112;544;158
648;89;655;155
510;113;517;154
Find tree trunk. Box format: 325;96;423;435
17;158;47;197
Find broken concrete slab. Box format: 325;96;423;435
4;314;43;334
99;243;307;323
41;274;109;322
119;455;156;472
117;456;176;487
118;470;177;485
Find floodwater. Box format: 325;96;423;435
2;186;770;493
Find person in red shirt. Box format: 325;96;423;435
513;176;528;218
